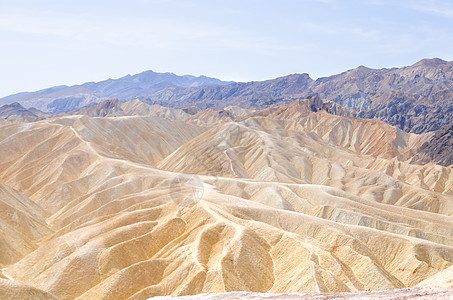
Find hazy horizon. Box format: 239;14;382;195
1;0;453;97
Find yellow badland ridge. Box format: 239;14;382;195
0;98;452;299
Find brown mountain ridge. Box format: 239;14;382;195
3;58;452;135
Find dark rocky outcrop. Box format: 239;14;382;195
416;124;453;166
302;58;453;133
144;58;453;134
143;73;314;109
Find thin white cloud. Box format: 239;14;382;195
1;0;452;97
403;0;453;18
366;0;386;5
365;0;453;18
311;0;335;3
0;9;282;55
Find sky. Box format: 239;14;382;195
1;0;453;97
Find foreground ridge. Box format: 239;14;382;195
152;287;453;299
0;98;452;299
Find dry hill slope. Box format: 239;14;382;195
416;124;453;167
0;100;452;299
151;287;453;299
68;99;192;121
0;181;51;266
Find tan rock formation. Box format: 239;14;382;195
151;287;453;299
0;278;59;300
0;181;51;266
69;99;192;121
0;99;452;299
417;265;453;288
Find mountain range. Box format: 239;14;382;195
0;70;230;114
2;58;453;135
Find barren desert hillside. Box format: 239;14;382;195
0;99;452;299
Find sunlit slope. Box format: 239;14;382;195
0;116;205;214
70;99;192;121
161;106;453;215
417;264;453;288
0;278;59;300
0;181;51;266
0;100;452;299
6;180;453;299
186;106;254;125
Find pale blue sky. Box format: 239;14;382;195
1;0;453;97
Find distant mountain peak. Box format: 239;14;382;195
1;57;452;133
0;101;49;121
414;58;447;67
0;70;231;113
4;102;25;109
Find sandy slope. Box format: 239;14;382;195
152;287;453;299
69;99;192;121
0;278;59;300
0;181;51;266
0;100;452;299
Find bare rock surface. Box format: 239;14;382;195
0;99;452;299
0;71;229;113
415;124;453;166
146;58;453;134
151;287;453;299
0;102;48;122
2;58;453;134
0;278;59;300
